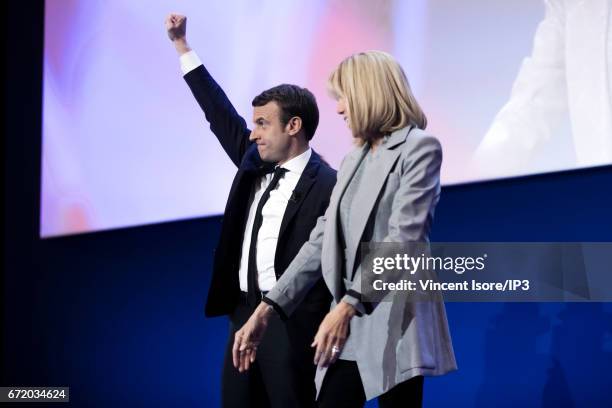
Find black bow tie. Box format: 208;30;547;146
256;162;277;176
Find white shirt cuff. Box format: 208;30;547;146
180;50;202;75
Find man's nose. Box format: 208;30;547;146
249;130;258;141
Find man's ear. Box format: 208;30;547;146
286;116;303;136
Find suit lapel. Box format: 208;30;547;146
227;144;273;233
277;151;321;239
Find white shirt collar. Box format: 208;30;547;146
278;147;312;175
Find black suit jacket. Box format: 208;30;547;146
184;64;336;317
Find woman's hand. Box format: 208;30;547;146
232;303;274;372
311;301;356;367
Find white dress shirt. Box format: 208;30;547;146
237;149;311;291
180;50;203;75
179;50;312;291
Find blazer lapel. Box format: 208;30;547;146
344;127;412;278
334;144;370;201
320;145;368;300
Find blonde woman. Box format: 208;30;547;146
233;51;457;407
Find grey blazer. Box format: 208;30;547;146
264;125;457;400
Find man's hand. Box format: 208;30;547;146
232;303;274;372
165;13;191;55
311;301;356;367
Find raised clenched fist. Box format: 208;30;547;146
165;13;187;42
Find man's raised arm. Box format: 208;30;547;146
166;13;252;167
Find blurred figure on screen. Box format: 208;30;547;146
472;0;612;178
166;13;336;408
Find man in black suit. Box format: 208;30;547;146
166;14;336;408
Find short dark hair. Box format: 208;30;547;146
252;84;319;141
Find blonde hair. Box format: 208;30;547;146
328;50;427;144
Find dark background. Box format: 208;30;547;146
4;1;612;406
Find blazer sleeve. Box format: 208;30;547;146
262;206;328;319
183;64;252;167
263;153;351;318
343;134;443;314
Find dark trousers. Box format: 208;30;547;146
221;300;322;408
317;360;424;408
